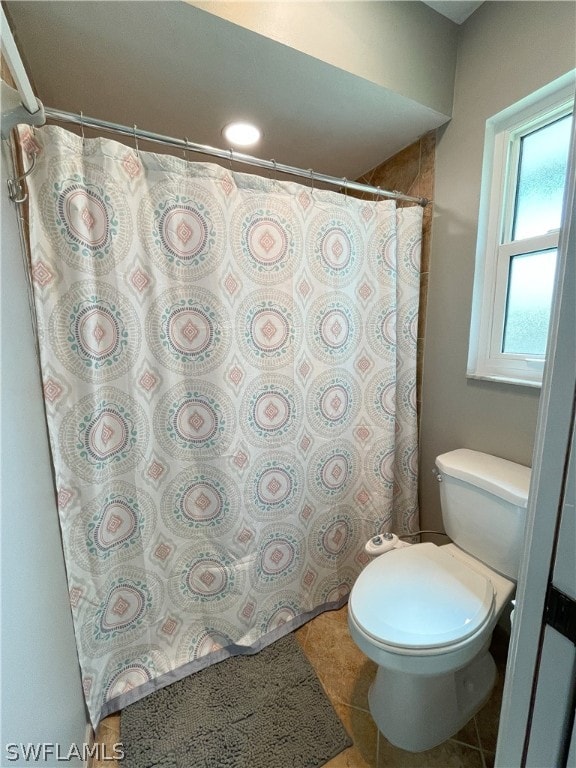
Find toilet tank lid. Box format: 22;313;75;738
436;449;531;507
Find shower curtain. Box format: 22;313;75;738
20;125;422;726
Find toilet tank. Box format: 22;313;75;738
435;449;531;580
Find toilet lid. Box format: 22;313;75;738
349;543;495;649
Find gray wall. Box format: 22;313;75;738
192;0;458;115
1;142;87;765
419;1;576;531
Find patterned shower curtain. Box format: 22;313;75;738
20;125;422;726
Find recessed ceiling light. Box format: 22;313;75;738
222;121;261;148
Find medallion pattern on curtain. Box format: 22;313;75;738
21;125;422;725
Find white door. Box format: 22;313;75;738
523;427;576;767
495;111;576;766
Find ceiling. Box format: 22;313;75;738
3;1;480;185
422;1;484;24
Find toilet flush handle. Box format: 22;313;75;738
432;467;443;482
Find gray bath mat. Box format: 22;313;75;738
120;633;352;768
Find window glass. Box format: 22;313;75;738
502;248;557;355
512;114;572;241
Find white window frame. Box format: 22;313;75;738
468;73;575;387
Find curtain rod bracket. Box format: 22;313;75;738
1;81;45;140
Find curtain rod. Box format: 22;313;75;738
42;107;430;207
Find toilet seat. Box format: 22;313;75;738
349;543;495;652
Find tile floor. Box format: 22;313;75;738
91;605;509;768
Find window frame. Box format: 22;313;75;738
468;75;575;387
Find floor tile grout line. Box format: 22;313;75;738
327;699;372;715
448;735;483;751
448;737;485;755
474;716;488;768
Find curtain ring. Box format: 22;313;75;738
133;125;139;157
184;137;190;164
308;168;315;200
343;177;348;201
79;110;85;148
228;148;234;172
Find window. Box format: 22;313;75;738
468;75;574;387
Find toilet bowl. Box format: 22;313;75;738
348;449;530;752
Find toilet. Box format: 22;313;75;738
348;448;531;753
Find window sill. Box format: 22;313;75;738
466;371;542;389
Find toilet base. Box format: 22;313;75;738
368;649;497;752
